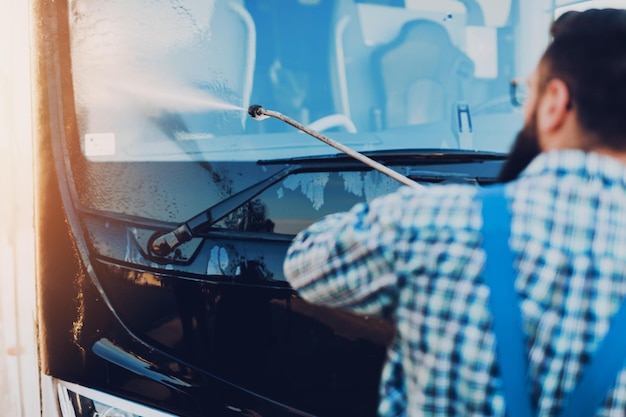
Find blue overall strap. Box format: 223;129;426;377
557;282;626;417
479;185;534;417
481;185;626;417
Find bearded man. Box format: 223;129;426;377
284;8;626;417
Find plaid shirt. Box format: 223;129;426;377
283;150;626;417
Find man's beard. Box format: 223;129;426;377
497;111;541;183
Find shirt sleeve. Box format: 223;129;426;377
283;188;407;318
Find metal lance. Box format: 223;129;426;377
247;105;422;189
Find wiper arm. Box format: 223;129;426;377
149;158;386;257
149;165;298;257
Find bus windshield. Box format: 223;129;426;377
68;0;542;163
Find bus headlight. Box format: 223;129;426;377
56;379;177;417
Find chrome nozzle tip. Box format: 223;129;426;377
248;104;269;121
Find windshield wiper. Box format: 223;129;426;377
149;159;385;257
149;165;297;257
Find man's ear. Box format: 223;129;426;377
537;78;571;134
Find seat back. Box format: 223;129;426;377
330;1;474;131
372;19;475;129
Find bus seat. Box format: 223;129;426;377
330;0;472;132
371;19;475;129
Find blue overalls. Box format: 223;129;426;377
480;185;626;417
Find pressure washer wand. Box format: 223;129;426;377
248;105;422;189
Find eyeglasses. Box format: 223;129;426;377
509;78;528;107
509;78;574;110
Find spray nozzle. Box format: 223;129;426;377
248;104;269;121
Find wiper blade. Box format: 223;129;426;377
260;148;507;165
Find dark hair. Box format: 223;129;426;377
540;9;626;149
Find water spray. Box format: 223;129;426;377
248;105;422;189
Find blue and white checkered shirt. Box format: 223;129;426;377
283;150;626;417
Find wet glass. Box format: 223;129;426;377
67;0;530;164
